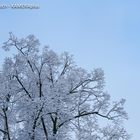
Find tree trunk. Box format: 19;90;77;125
41;117;49;140
3;109;11;140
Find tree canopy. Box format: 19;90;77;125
0;33;130;140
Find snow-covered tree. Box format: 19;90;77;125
0;33;130;140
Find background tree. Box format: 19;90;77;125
0;33;130;140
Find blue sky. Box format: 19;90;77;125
0;0;140;139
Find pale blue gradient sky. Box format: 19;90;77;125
0;0;140;139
